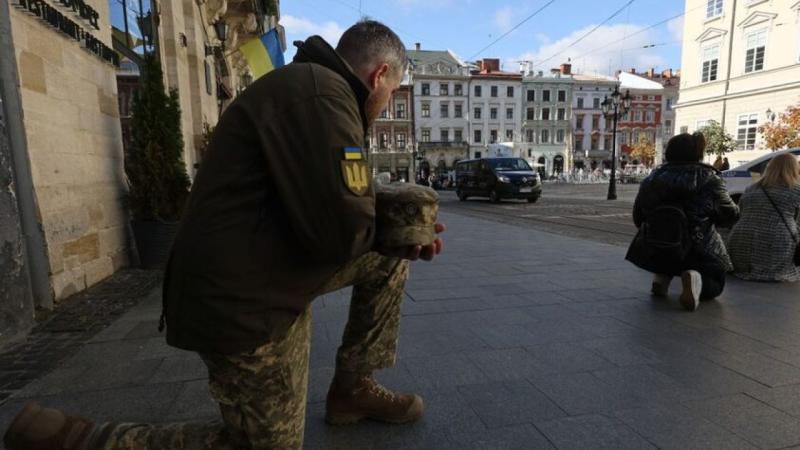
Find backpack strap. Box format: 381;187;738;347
760;185;799;244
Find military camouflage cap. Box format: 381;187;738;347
374;183;439;248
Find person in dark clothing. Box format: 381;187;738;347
721;157;731;171
626;133;739;311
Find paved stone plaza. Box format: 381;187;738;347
3;207;800;449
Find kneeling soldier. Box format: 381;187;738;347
4;20;445;450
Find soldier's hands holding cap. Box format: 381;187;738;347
379;223;445;261
373;183;443;261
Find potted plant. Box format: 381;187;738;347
126;54;190;269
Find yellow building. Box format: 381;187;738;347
674;0;800;165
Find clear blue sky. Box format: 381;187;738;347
283;0;686;76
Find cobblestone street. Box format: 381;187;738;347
3;201;800;449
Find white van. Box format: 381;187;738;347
720;148;800;202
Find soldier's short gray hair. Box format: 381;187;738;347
336;20;408;78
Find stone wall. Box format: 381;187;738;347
0;89;34;342
10;0;131;301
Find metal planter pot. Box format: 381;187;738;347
131;220;179;270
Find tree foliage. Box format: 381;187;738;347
697;120;737;157
629;135;656;167
126;54;190;221
760;105;800;151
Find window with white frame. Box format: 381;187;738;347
505;129;513;140
526;129;534;142
474;107;481;119
490;108;498;119
397;133;406;149
379;133;388;149
421;128;431;142
526;107;535;120
474;129;482;143
736;113;758;149
645;111;655;123
490;129;498;143
506;108;514;120
542;90;551;102
744;29;767;73
454;129;462;143
541;108;551;121
701;44;720;82
696;119;711;129
454;103;463;118
634;110;643;122
396;103;406;119
541;129;550;143
556;129;565;143
440;102;449;118
440;129;449;142
557;108;566;120
706;0;723;19
422;103;430;118
440;83;449;96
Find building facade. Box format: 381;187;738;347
571;73;619;170
617;71;665;166
521;63;575;176
1;0;131;331
368;81;414;181
408;45;470;178
674;0;800;165
468;59;522;160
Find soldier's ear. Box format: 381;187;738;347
366;63;390;90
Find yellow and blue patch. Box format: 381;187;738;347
344;146;363;161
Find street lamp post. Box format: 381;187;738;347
601;87;632;200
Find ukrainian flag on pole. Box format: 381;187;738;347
239;28;285;79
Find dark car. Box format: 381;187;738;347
455;157;542;203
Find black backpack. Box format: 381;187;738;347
641;204;693;261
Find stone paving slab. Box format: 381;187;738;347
3;211;800;449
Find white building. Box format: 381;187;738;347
468;58;523;160
674;0;800;166
407;45;471;177
571;73;619;170
521;63;575;176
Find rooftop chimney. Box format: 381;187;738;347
481;58;500;73
415;43;421;51
560;63;572;75
662;68;673;78
629;68;636;74
647;68;655;78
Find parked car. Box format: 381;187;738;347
720;148;800;202
455;157;542;203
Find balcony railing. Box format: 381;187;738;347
418;141;469;150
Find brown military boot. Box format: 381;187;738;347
325;374;424;425
3;402;96;450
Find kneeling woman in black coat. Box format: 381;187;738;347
626;133;739;311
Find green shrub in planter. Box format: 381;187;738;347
126;54;190;268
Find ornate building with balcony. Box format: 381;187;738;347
367;79;415;181
674;0;800;166
521;62;575;176
571;73;619;170
407;44;470;179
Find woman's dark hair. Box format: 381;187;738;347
665;132;705;163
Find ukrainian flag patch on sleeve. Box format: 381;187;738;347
344;146;363;160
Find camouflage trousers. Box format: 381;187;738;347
94;252;409;450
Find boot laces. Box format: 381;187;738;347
361;376;398;403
